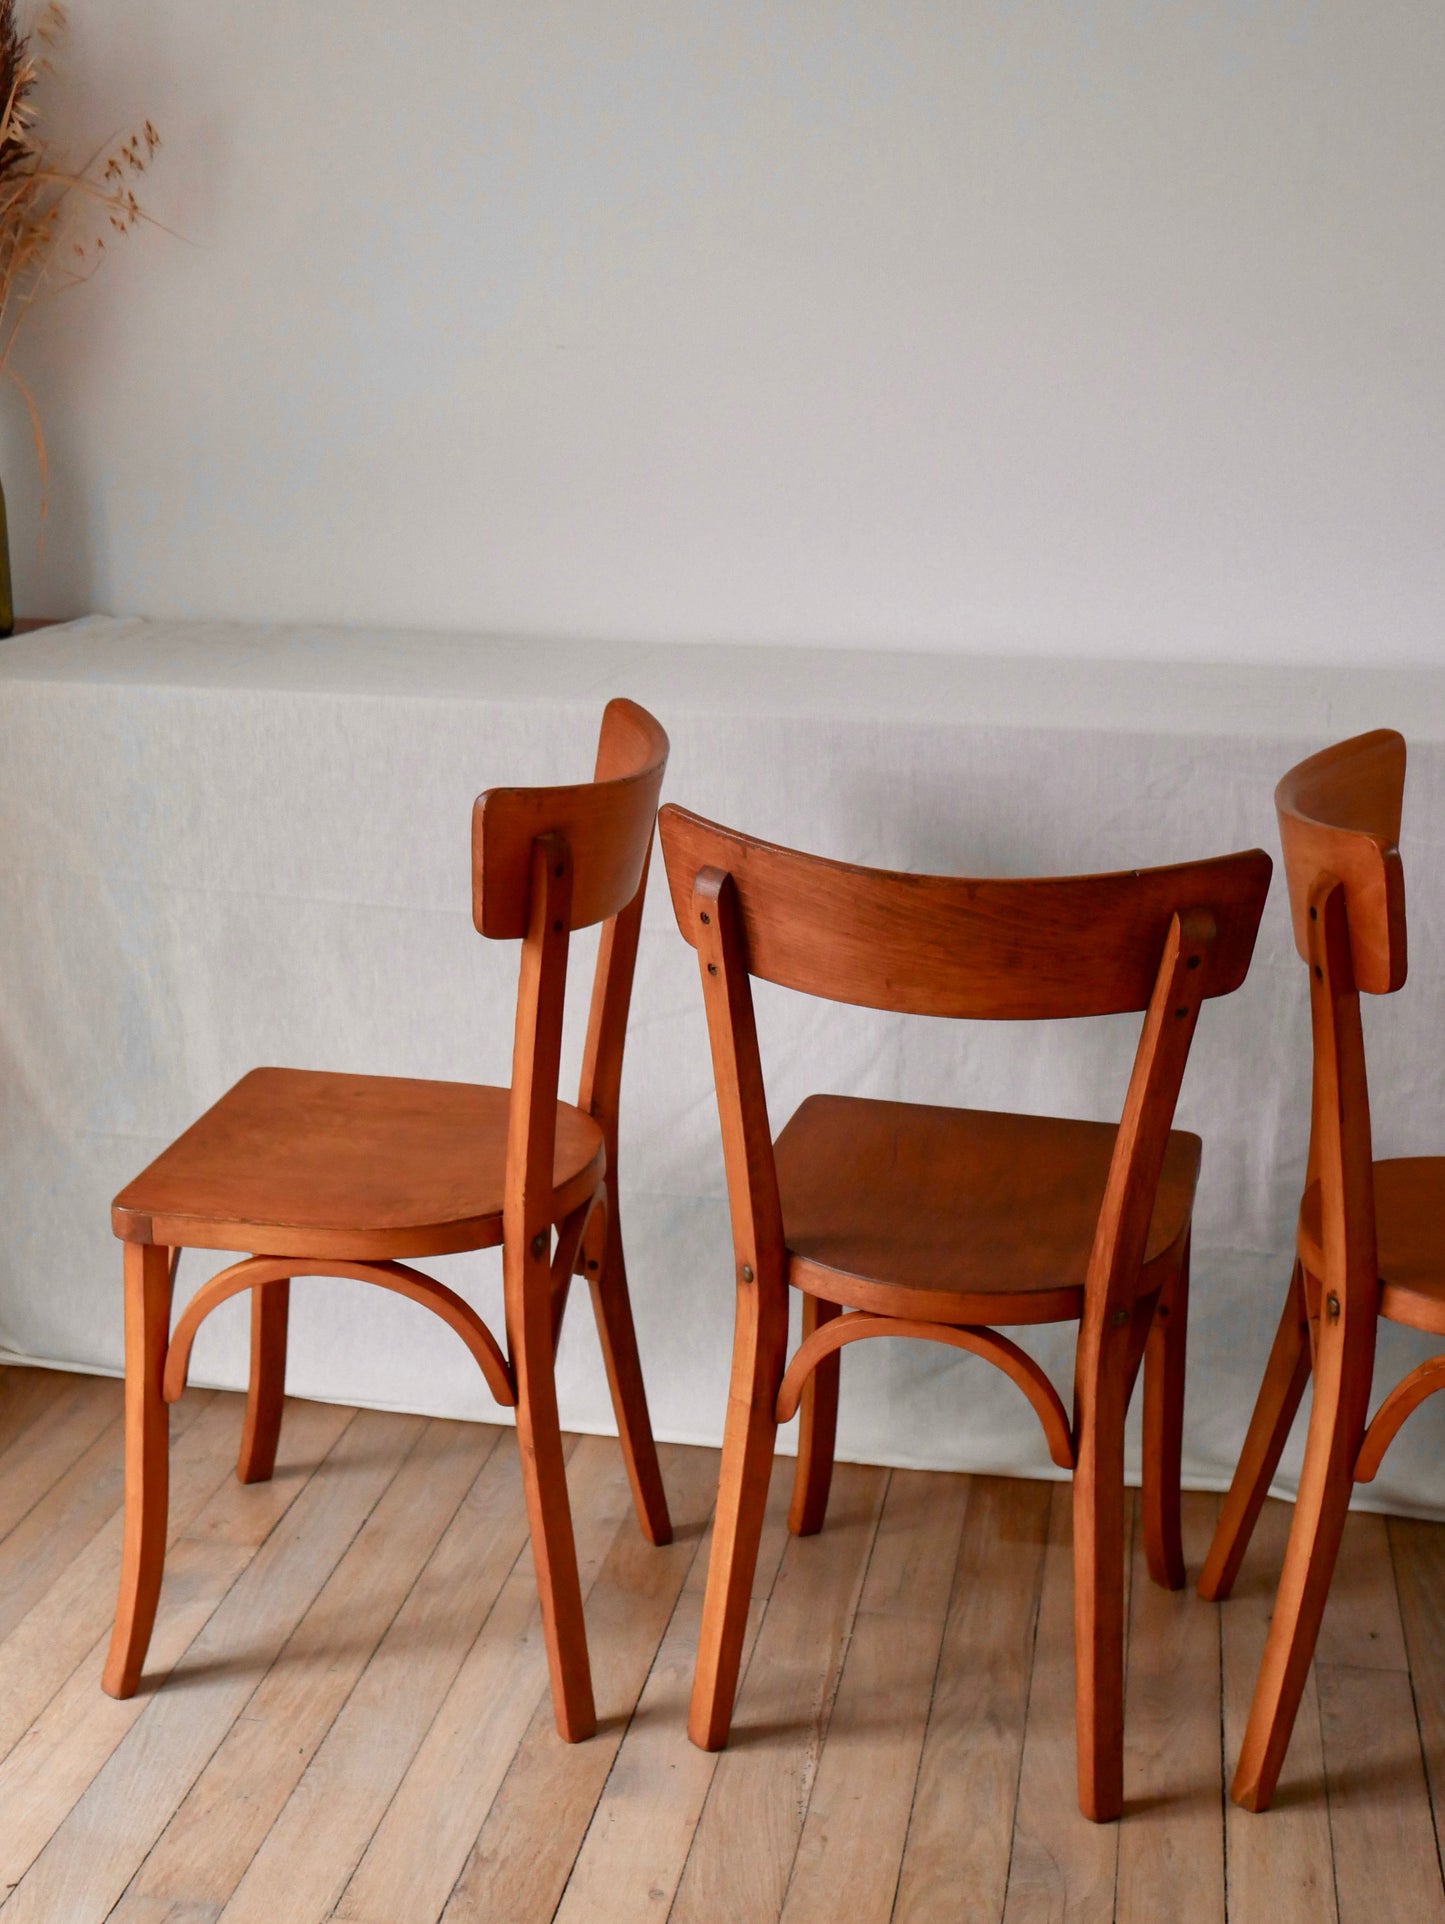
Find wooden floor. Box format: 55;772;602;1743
1;1366;1444;1922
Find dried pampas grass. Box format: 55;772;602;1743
0;1;160;495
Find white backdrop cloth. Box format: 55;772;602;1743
6;619;1445;1518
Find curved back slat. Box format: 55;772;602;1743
473;700;670;939
659;806;1272;1019
1275;730;1407;995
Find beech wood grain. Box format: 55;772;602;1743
661;803;1270;1822
102;700;673;1752
1205;729;1445;1817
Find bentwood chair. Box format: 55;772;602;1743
1200;729;1436;1813
658;805;1271;1823
104;699;673;1744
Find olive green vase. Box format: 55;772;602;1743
0;476;12;637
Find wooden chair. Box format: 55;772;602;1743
104;698;673;1744
658;805;1271;1822
1199;728;1434;1813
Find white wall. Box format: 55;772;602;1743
4;1;1442;663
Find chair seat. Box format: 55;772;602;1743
1299;1156;1445;1336
774;1094;1200;1325
111;1067;606;1260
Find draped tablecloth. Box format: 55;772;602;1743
5;618;1445;1516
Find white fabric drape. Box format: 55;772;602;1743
5;618;1445;1516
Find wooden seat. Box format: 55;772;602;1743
103;699;674;1749
660;803;1271;1823
776;1095;1201;1325
1298;1158;1445;1333
112;1068;606;1260
1198;729;1445;1814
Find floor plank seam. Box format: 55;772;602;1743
159;1416;493;1924
0;1416;356;1917
320;1438;546;1924
549;1513;714;1924
1387;1519;1445;1903
0;1407;124;1559
1314;1660;1345;1924
774;1468;893;1922
9;1378;1445;1924
662;1505;789;1923
99;1405;415;1922
999;1482;1058;1924
431;1448;646;1924
1214;1577;1229;1923
886;1473;981;1924
0;1370;77;1472
1;1402;364;1916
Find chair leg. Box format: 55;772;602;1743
1230;1308;1372;1812
509;1255;596;1744
1198;1259;1312;1603
585;1193;672;1547
1141;1238;1189;1590
1073;1329;1131;1823
103;1242;175;1699
788;1295;840;1537
237;1277;290;1484
689;1271;788;1752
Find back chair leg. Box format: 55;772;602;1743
585;1192;672;1547
103;1242;175;1699
1199;1259;1312;1602
689;1276;787;1751
1230;1310;1371;1813
1141;1238;1189;1590
1072;1341;1130;1823
788;1295;840;1536
510;1261;597;1744
237;1276;290;1484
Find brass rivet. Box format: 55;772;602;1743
1326;1292;1341;1319
587;1258;599;1272
707;963;718;975
741;1263;754;1283
1309;906;1318;921
700;912;711;925
531;1231;547;1259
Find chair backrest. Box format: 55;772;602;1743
1275;731;1408;1327
659;803;1271;1331
474;700;669;1275
1275;729;1407;997
473;699;670;940
659;806;1270;1019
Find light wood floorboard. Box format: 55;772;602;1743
0;1366;1443;1922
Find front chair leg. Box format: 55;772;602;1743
583;1189;672;1546
103;1242;175;1699
1073;1342;1130;1822
237;1276;290;1484
689;1268;787;1751
788;1294;840;1536
1199;1258;1312;1602
1141;1236;1189;1590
